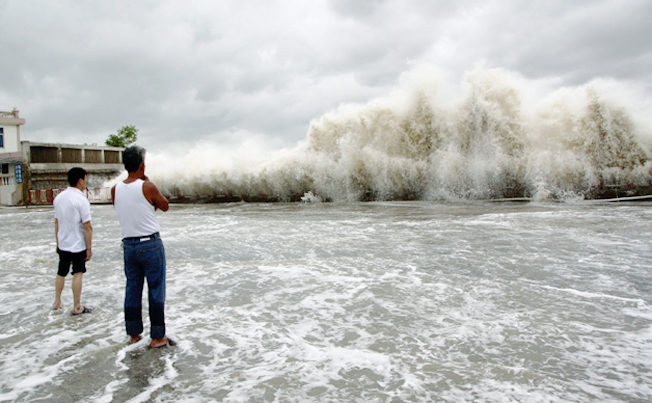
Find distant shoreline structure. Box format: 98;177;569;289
13;184;652;207
160;184;652;204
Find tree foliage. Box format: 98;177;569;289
106;125;138;148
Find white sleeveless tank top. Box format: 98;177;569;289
114;180;161;238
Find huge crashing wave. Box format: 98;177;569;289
150;66;652;202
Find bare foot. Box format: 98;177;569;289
130;335;142;344
53;301;62;310
150;336;168;348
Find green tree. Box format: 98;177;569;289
105;125;138;147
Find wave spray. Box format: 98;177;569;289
149;66;652;201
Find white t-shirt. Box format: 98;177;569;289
54;187;92;253
114;180;161;238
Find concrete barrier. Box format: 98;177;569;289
29;187;114;205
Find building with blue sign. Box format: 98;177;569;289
0;109;124;206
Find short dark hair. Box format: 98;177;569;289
67;167;87;187
123;145;146;172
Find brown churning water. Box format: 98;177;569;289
146;67;652;202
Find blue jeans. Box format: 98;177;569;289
122;236;166;339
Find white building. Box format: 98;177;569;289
0;109;25;205
0;109;125;206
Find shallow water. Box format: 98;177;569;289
1;201;651;402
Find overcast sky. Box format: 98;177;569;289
1;0;651;154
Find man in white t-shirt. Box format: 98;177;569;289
53;167;93;315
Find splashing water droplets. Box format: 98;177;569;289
149;67;651;202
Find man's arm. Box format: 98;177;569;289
54;218;59;251
143;180;169;212
83;221;93;262
110;185;116;204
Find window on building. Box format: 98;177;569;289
15;164;22;184
0;127;4;148
1;163;8;174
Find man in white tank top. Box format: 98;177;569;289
111;145;170;348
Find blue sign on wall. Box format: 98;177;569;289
15;164;22;184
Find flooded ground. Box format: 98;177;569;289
1;201;651;402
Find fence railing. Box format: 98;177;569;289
0;110;19;118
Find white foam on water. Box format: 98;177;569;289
2;202;652;401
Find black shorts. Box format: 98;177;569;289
57;248;87;276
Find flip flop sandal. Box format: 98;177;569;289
72;306;92;315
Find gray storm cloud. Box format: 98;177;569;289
0;0;650;154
